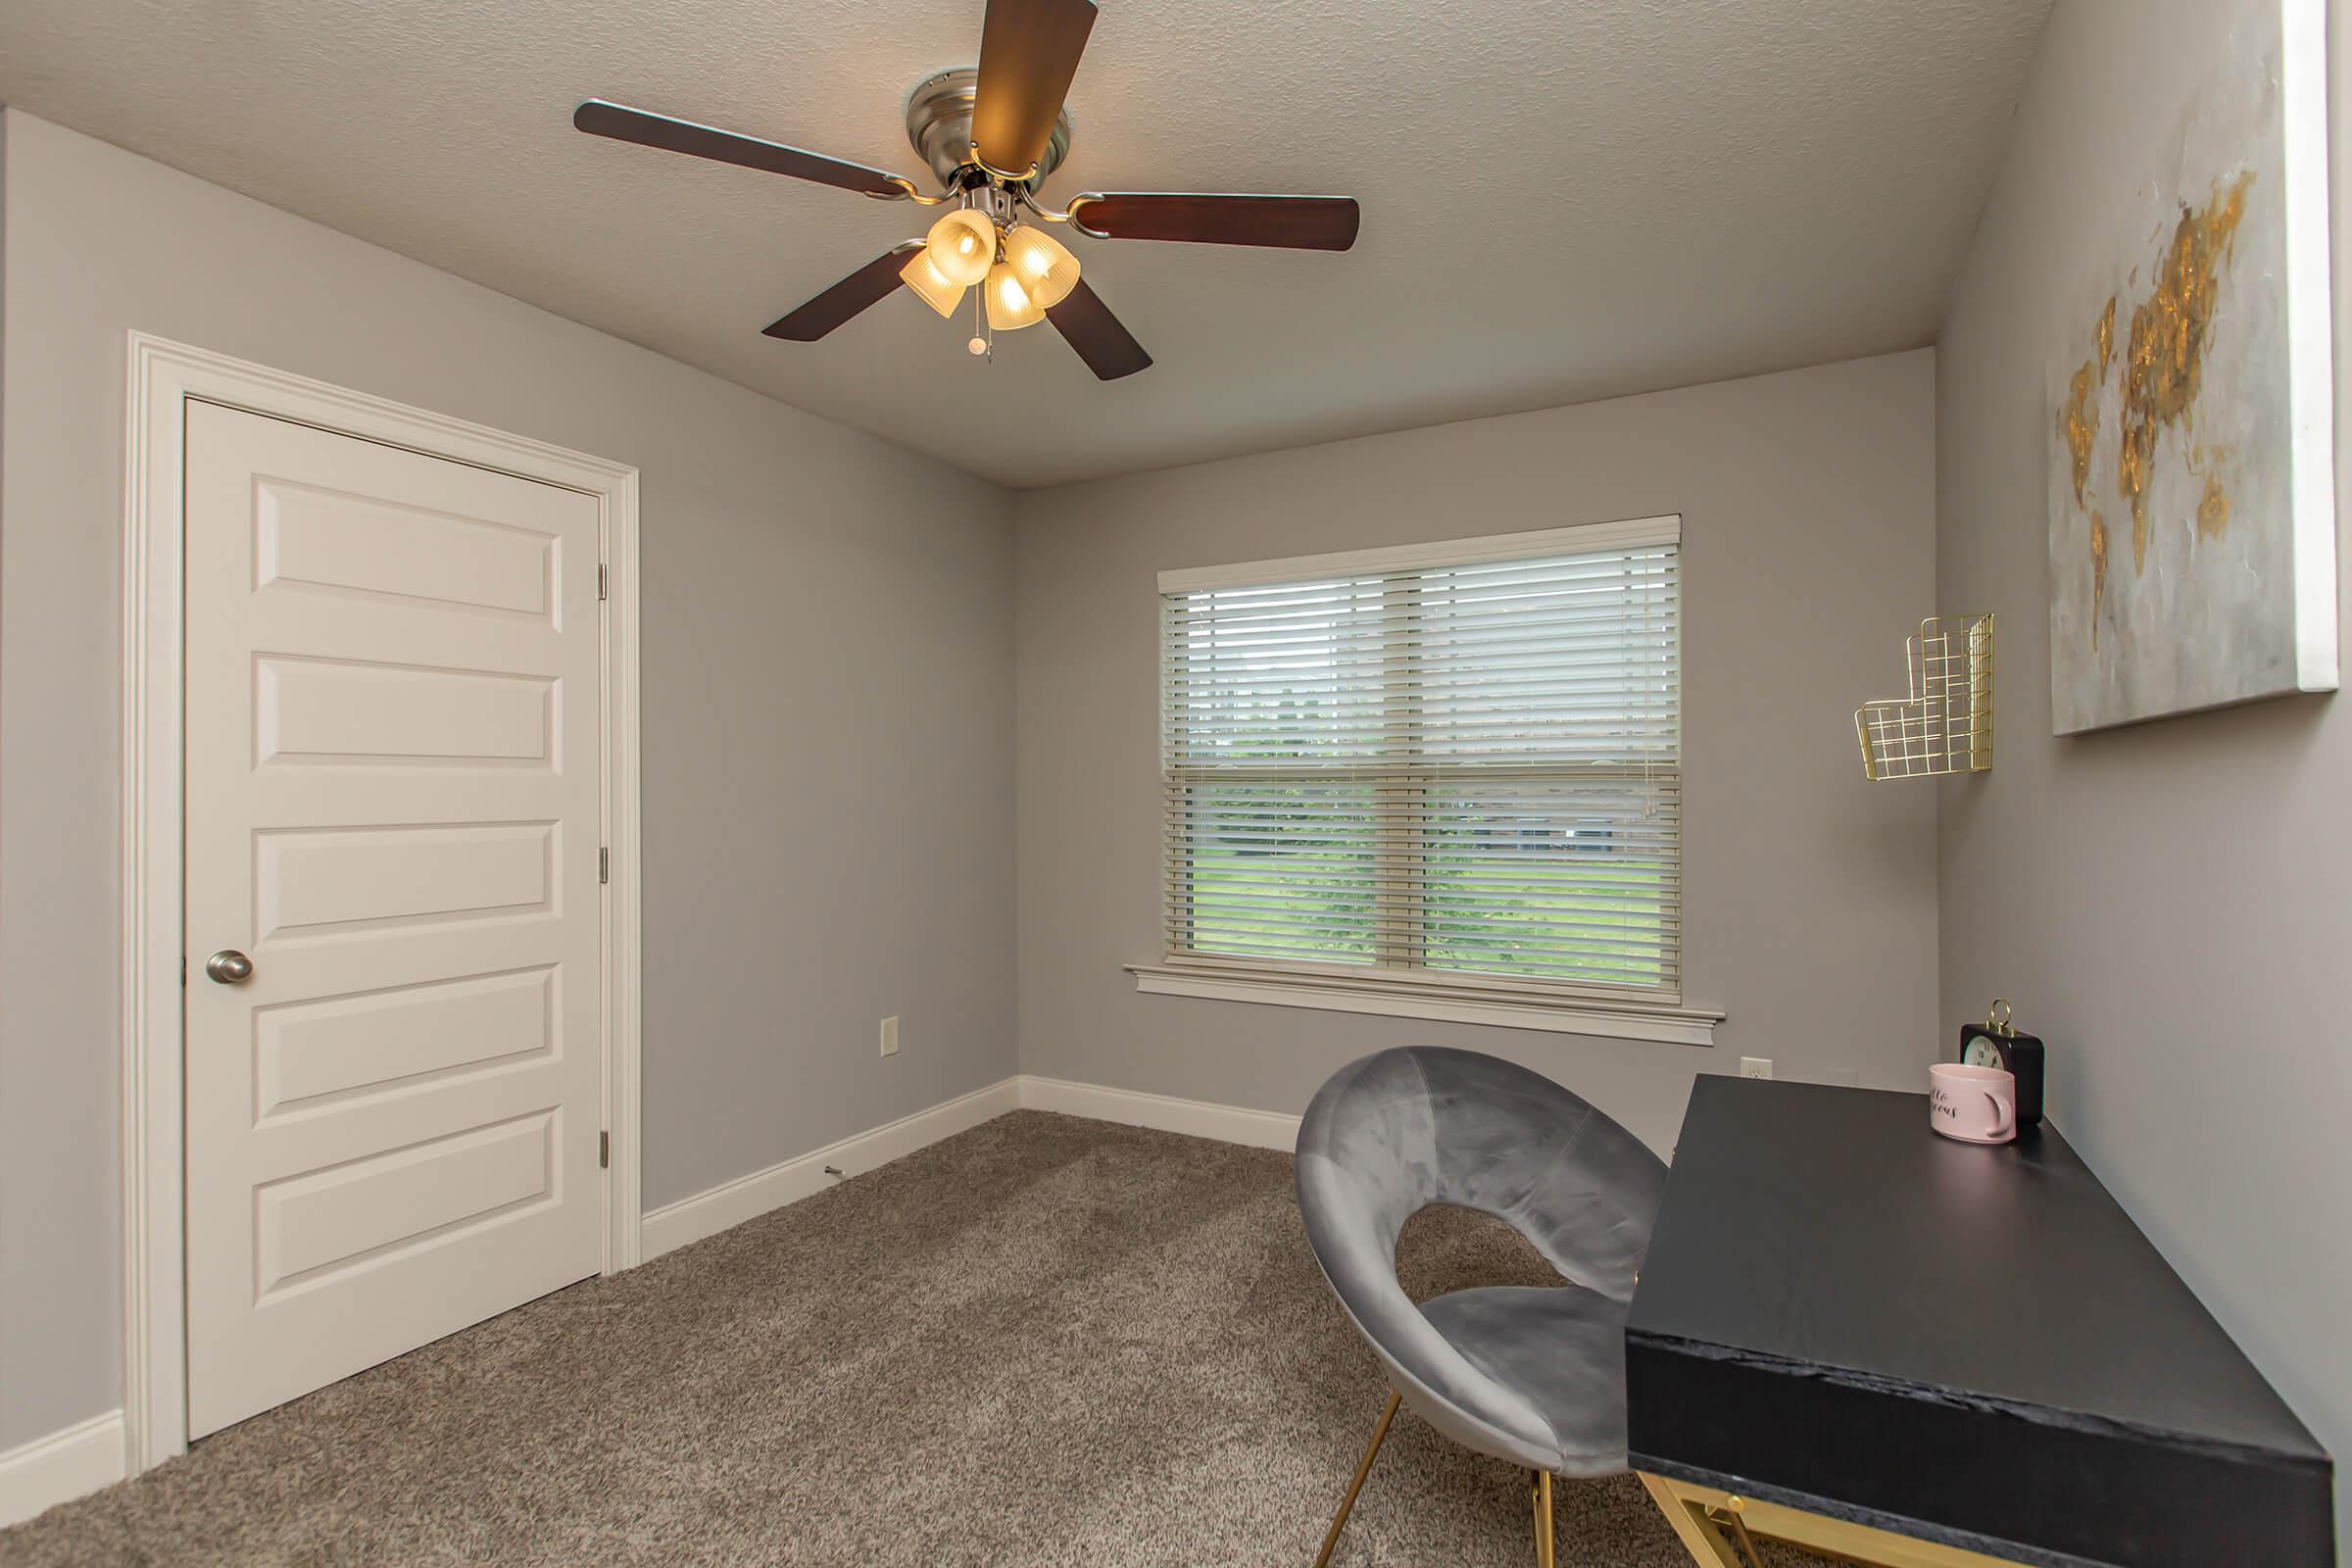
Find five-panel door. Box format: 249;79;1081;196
182;400;606;1437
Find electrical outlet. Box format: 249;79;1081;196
1739;1056;1773;1080
879;1015;900;1057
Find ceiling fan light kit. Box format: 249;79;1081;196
985;263;1049;330
923;208;999;288
1002;224;1081;310
572;0;1360;381
899;248;970;318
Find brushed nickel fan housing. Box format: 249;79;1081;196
906;68;1072;187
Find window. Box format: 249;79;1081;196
1154;518;1688;1021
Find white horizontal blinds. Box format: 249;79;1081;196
1163;535;1681;997
1164;573;1388;966
1412;547;1680;992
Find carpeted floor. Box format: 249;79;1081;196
7;1110;1827;1566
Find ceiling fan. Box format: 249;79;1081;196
573;0;1360;381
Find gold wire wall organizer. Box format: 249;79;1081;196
1855;613;1994;781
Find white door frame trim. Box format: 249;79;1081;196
119;331;644;1475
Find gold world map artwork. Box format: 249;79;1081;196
2043;0;2334;737
2055;172;2251;650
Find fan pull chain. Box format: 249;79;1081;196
967;284;992;361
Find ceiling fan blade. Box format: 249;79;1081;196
574;100;907;198
1069;193;1361;251
1046;278;1152;380
970;0;1097;174
763;243;926;341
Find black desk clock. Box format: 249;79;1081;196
1959;999;2044;1128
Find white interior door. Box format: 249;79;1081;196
183;400;606;1438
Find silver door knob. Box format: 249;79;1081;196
205;950;254;985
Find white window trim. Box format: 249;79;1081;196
1126;960;1721;1047
1151;514;1717;1048
1156;514;1682;595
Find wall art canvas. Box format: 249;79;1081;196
2046;0;2337;734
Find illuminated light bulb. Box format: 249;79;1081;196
900;250;967;318
985;263;1045;330
967;336;988;356
1000;224;1080;309
924;209;997;288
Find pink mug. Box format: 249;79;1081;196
1930;1062;2016;1144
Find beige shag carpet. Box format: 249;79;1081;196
7;1110;1827;1567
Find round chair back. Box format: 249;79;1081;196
1295;1047;1668;1473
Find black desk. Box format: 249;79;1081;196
1625;1077;2333;1568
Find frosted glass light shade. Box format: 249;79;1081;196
924;210;997;287
984;263;1046;330
1001;224;1080;310
900;250;967;318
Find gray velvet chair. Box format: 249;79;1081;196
1295;1047;1669;1567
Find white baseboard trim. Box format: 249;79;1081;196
1015;1074;1302;1152
636;1072;1300;1263
640;1077;1022;1259
0;1410;126;1529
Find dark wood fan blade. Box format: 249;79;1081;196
764;243;925;341
970;0;1096;174
1070;193;1361;251
1046;278;1152;380
574;100;906;197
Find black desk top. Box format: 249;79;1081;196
1625;1077;2331;1568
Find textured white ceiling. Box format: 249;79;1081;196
0;0;2050;487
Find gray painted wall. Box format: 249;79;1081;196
0;111;1017;1449
1936;0;2351;1541
1013;350;1941;1160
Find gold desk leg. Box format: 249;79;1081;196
1530;1469;1556;1568
1639;1471;1745;1568
1636;1471;2037;1568
1312;1390;1401;1568
1705;1497;1770;1568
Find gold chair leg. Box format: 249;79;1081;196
1312;1390;1402;1568
1531;1470;1555;1568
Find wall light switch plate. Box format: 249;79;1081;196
879;1015;900;1057
1739;1056;1773;1080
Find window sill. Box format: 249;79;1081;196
1125;962;1722;1047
